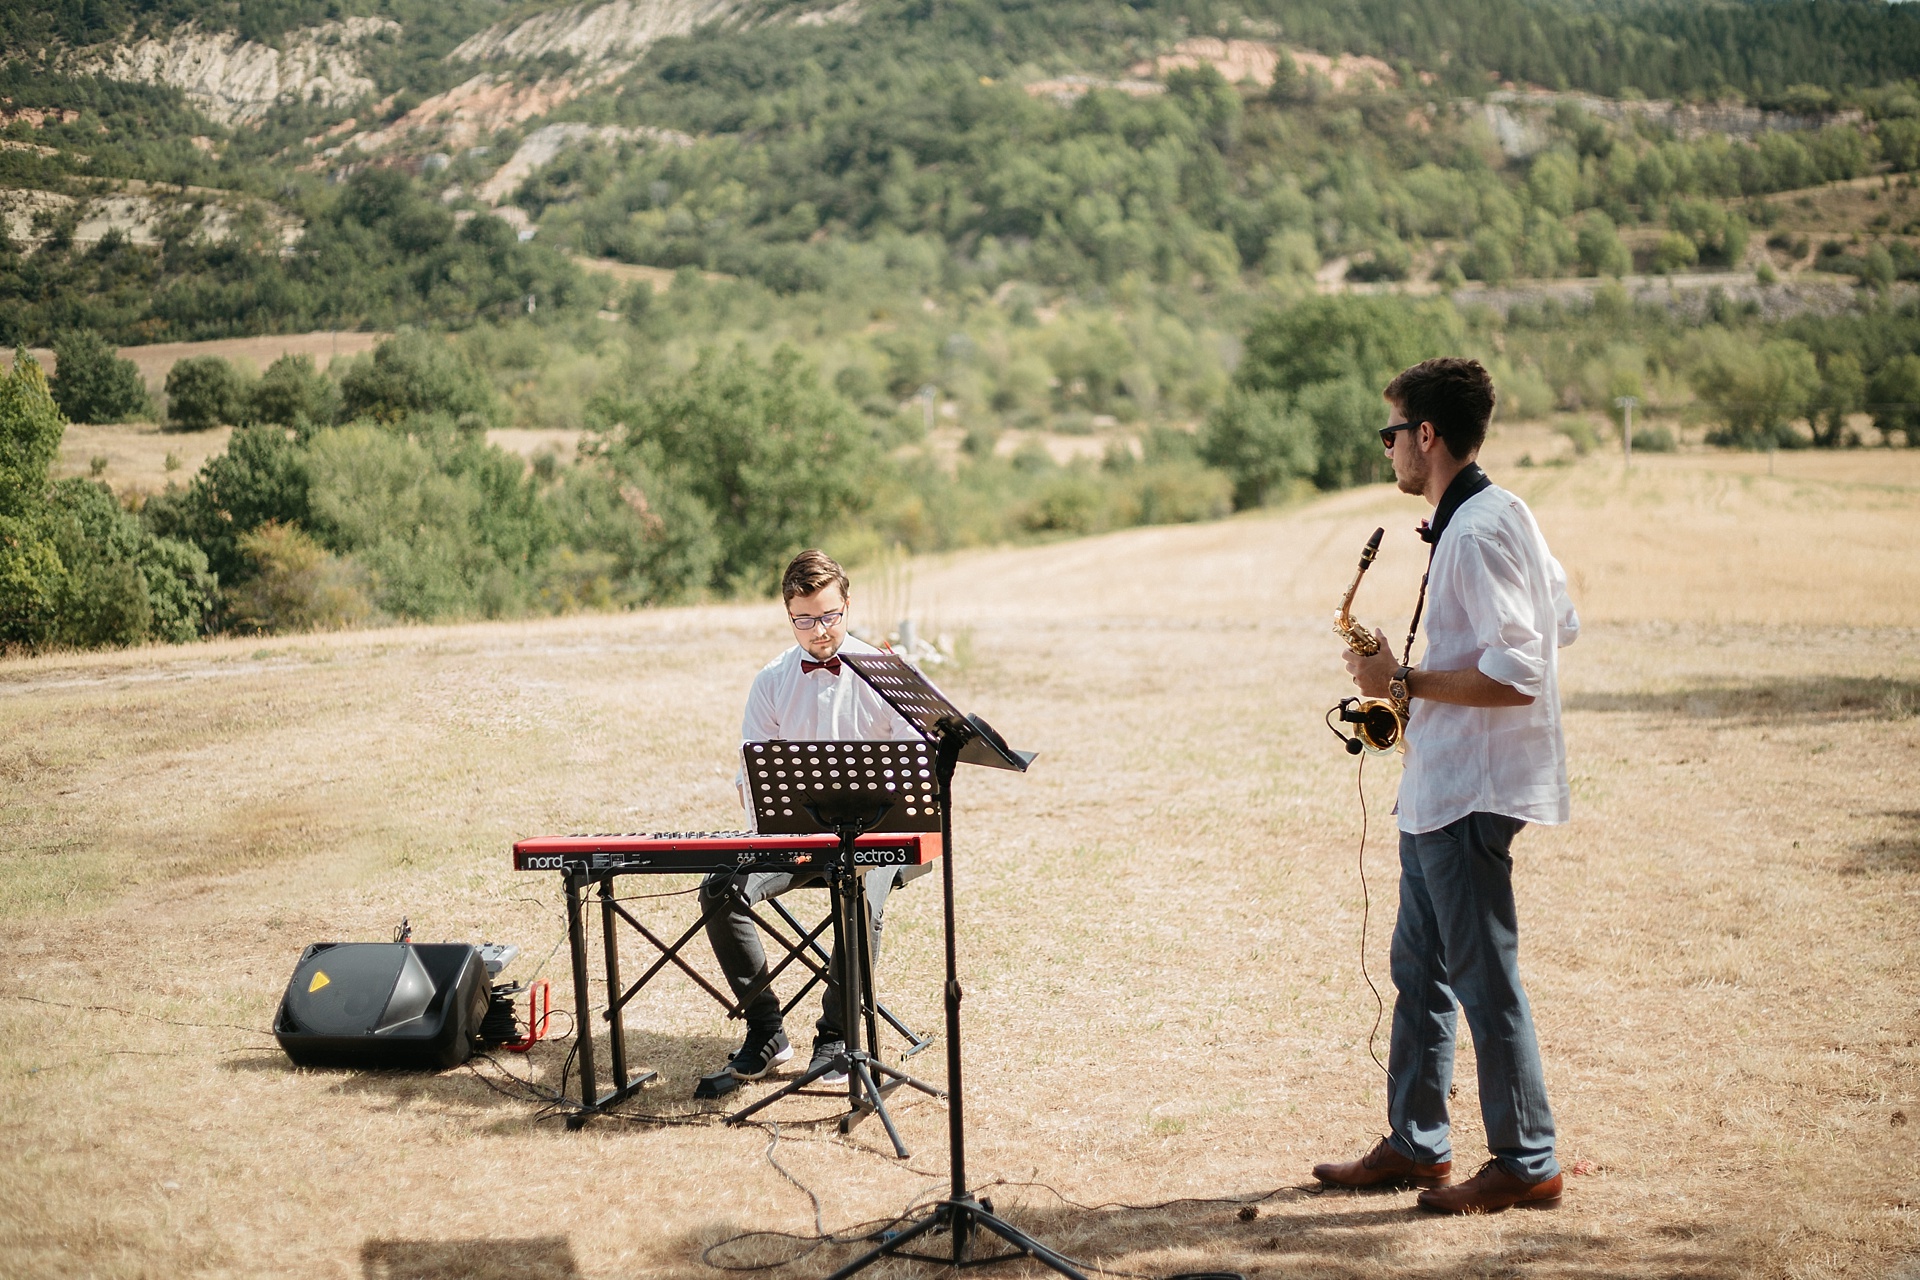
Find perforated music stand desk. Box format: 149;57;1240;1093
729;739;946;1154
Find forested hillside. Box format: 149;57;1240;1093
6;0;1920;650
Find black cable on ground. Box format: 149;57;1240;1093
1355;754;1391;1084
0;992;273;1037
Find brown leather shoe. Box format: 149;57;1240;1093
1313;1137;1452;1190
1416;1160;1562;1214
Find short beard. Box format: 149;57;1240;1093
1395;454;1427;495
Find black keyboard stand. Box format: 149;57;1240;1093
727;799;943;1156
554;856;932;1130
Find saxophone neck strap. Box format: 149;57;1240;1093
1405;463;1491;661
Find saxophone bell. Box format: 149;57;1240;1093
1332;696;1403;755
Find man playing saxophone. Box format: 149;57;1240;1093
1313;357;1580;1214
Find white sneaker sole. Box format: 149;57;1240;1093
730;1042;794;1081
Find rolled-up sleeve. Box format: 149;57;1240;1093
1548;552;1580;647
1457;531;1548;697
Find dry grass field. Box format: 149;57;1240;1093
1;427;1916;1280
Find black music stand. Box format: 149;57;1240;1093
726;741;946;1157
822;654;1084;1280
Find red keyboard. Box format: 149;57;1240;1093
512;831;943;875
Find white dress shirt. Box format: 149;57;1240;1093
741;634;917;745
1398;484;1580;835
737;635;921;822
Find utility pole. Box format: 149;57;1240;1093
1614;395;1639;465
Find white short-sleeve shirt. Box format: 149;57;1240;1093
1398;484;1581;835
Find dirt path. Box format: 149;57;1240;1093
0;440;1915;1278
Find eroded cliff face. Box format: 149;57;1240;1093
450;0;747;68
80;17;398;125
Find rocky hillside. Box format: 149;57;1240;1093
74;17;400;126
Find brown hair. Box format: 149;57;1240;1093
781;549;850;604
1382;357;1497;461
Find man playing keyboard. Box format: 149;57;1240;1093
700;549;925;1084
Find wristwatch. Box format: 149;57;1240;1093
1388;665;1414;717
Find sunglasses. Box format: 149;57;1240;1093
1379;420;1420;449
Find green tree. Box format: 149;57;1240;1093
1810;353;1866;447
50;331;151;424
165;355;245;432
1868;353;1920;445
144;423;311;587
1237;297;1463;398
1689;333;1819;447
0;351;63;520
43;478;152;648
250;354;338;432
1576;212;1631;277
1298;377;1394;490
1197;388;1316;509
602;345;874;591
338;330;502;428
1527;150;1580;219
0;353;66;647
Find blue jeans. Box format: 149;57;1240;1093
1386;812;1559;1183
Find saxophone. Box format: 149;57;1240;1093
1330;527;1404;755
1333;527;1385;655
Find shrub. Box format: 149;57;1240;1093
250;354;337;432
0;354;67;649
1631;424;1676;452
165;355;245;431
50;331;152;424
1650;231;1700;274
1019;470;1106;535
1125;459;1232;525
224;522;372;634
1198;387;1316;508
138;535;216;642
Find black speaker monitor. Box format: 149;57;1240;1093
275;942;489;1069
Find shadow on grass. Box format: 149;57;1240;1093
679;1183;1752;1279
1842;809;1920;876
221;1028;741;1121
361;1235;577;1279
1567;676;1920;723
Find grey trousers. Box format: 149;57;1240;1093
1386;811;1560;1183
699;866;896;1044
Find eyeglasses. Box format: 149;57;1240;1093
789;610;845;632
1380;420;1419;450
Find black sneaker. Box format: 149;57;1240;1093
809;1039;848;1086
729;1027;793;1080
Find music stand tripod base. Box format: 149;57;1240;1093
727;741;945;1156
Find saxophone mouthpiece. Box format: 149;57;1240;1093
1360;526;1383;570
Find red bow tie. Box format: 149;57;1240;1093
801;657;842;675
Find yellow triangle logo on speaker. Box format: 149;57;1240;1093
308;971;330;993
